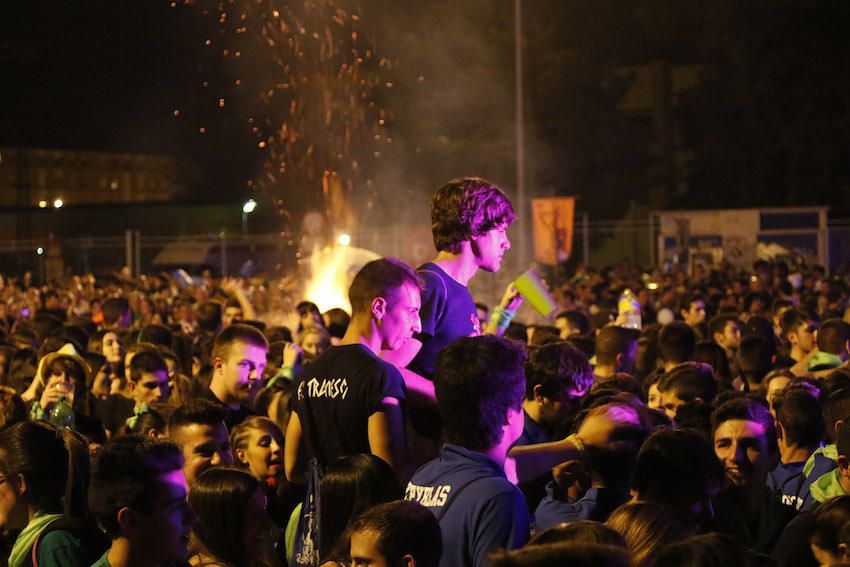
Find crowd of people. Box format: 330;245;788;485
1;177;850;567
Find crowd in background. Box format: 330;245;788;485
1;252;850;567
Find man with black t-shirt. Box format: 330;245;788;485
204;324;268;429
284;257;420;480
712;396;796;553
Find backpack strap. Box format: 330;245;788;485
29;517;67;567
28;516;100;567
30;530;41;567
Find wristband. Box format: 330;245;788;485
490;306;517;331
566;433;585;453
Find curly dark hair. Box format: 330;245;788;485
524;341;592;401
430;177;515;253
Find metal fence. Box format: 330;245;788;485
3;217;850;283
0;231;296;282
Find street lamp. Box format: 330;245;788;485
242;198;257;234
36;246;45;286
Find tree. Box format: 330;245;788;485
678;0;850;214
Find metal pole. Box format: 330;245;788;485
582;213;590;267
515;0;527;268
820;208;829;275
38;251;45;286
220;231;228;278
134;230;141;277
648;213;656;267
125;230;133;272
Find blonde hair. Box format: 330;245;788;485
229;416;283;468
605;502;694;566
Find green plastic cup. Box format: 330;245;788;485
513;269;558;318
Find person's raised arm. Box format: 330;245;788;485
507;436;585;484
221;277;257;321
508;406;631;483
279;342;304;380
484;285;524;337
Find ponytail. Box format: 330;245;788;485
58;427;92;519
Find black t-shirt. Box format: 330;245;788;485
201;388;256;430
773;353;797;369
91;394;135;434
771;507;817;567
409;263;480;379
293;344;406;466
712;485;797;554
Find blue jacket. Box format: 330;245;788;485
405;444;529;567
535;483;630;530
768;461;807;510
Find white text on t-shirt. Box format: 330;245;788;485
405;482;451;507
298;377;349;400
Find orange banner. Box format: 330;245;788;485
531;197;575;265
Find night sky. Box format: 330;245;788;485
2;2;262;206
3;1;850;219
2;3;188;153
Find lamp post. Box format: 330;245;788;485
515;0;527;268
242;198;257;234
